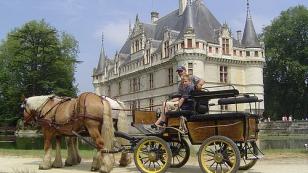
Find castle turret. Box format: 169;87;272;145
241;0;261;48
95;33;107;75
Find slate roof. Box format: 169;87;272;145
241;8;261;48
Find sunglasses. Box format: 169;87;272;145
177;70;183;73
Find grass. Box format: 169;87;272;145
0;148;97;159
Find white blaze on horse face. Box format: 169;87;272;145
26;95;54;111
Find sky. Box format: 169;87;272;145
0;0;307;93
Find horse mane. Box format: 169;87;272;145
26;95;55;110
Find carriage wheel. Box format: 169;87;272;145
198;136;240;173
238;141;258;170
134;136;171;173
169;139;190;168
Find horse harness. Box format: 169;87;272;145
33;94;105;133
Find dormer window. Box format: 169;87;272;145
246;51;250;57
196;42;199;48
222;38;230;55
209;46;212;53
187;39;192;48
164;41;169;58
136;40;139;51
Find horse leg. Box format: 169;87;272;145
39;129;54;170
72;137;82;164
65;137;80;166
52;135;63;168
87;127;113;173
117;110;131;167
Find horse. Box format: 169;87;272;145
22;92;115;173
66;95;132;169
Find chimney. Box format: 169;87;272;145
237;30;242;43
151;11;159;23
179;0;187;15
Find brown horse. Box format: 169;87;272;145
22;92;115;173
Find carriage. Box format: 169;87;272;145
115;85;263;173
22;85;263;173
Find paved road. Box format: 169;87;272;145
0;155;308;173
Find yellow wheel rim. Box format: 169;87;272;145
200;140;237;173
135;139;169;173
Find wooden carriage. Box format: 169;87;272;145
129;86;262;173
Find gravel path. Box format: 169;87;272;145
0;154;308;173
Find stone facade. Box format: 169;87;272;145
92;0;265;114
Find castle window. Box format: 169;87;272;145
164;41;169;58
149;73;154;89
149;98;154;111
133;77;141;92
137;100;140;109
196;42;199;48
209;46;212;53
168;68;173;85
118;81;121;95
240;51;243;57
188;63;193;75
246;51;250;57
187;39;192;48
129;79;132;92
222;38;230;55
181;42;184;49
145;49;150;64
215;47;219;54
108;85;111;97
131;101;136;113
136;40;139;51
233;50;237;56
220;66;228;83
255;51;259;57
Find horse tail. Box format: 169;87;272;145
116;102;129;146
101;99;114;150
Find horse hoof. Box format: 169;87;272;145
39;163;52;170
119;157;132;167
65;161;73;167
91;167;99;171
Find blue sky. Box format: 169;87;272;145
0;0;307;93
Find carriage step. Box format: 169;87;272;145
246;155;263;160
133;124;162;135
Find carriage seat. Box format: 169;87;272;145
165;110;196;118
188;112;255;122
218;96;259;105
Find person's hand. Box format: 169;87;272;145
195;83;203;90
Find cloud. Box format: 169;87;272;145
94;20;129;54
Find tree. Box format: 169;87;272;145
0;20;79;123
263;5;308;120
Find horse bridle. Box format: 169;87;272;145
22;97;52;125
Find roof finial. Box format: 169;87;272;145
135;14;139;23
101;32;104;46
129;20;132;35
247;0;252;19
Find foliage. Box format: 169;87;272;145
0;20;79;122
263;6;308;120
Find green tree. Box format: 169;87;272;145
0;20;79;123
263;5;308;120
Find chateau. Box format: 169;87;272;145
92;0;265;114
